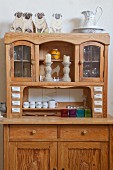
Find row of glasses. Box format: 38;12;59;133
83;68;99;77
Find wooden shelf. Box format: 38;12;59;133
39;59;73;62
22;108;66;111
14;60;30;62
84;61;100;63
10;81;104;87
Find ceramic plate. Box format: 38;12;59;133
72;27;105;33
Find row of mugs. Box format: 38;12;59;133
23;100;58;109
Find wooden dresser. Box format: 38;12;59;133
2;32;112;170
1;117;113;170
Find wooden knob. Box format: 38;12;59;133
31;130;36;135
31;59;35;65
79;60;84;65
81;130;87;135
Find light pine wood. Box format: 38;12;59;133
74;45;79;81
3;32;112;169
9;125;57;140
4;32;110;45
6;45;12;118
9;141;57;170
10;81;104;86
5;32;110;118
58;141;108;170
35;45;39;82
103;45;108;117
2;122;113;170
4;125;9;170
59;125;108;141
1;116;113;125
110;125;113;169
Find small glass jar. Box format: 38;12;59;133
51;49;60;60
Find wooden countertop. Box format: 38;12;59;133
1;116;113;125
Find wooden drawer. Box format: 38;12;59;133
59;125;109;141
9;125;57;140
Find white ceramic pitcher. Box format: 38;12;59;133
81;6;103;28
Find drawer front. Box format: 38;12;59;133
94;94;102;99
94;108;102;113
60;125;108;141
94;100;102;106
12;86;20;92
9;125;57;140
94;86;103;92
12;108;20;113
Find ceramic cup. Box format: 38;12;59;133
48;99;58;108
29;101;35;108
36;101;42;108
42;102;48;108
23;102;29;108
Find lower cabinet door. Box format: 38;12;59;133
9;141;57;170
58;142;108;170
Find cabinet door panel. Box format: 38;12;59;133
58;142;108;170
9;142;57;170
80;42;104;82
10;41;35;82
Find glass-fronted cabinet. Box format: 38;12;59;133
80;42;104;82
10;41;35;81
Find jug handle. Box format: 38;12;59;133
95;6;103;25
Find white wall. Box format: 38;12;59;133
0;0;113;169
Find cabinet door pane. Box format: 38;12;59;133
83;45;100;78
14;45;31;77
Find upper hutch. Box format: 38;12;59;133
4;32;110;118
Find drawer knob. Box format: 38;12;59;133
79;60;84;65
31;130;36;135
81;130;87;135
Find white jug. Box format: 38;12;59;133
81;6;103;28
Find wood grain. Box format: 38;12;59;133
4;32;110;45
9;125;57;140
58;142;108;170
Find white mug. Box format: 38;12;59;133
48;100;58;108
23;102;29;108
36;101;42;108
29;101;35;108
42;102;48;108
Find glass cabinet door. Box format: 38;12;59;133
80;42;104;82
11;41;35;81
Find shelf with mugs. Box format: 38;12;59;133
17;86;93;117
22;105;92;118
22;102;84;111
